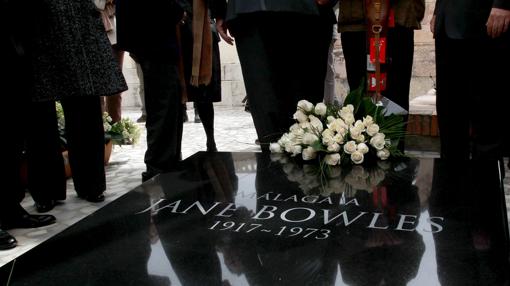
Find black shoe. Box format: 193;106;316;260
0;229;17;250
78;193;105;203
2;214;56;230
194;116;202;123
35;200;56;213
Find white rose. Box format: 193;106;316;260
302;133;319;145
333;133;345;144
327;116;336;124
325;153;341;165
322;133;334;145
357;143;369;154
351;151;364;164
339;105;354;117
327;142;341;152
297;100;314;112
302;146;317;160
322;128;334;138
370;133;386;150
354;120;365;130
269;143;282;153
343;113;355;126
290;145;303;157
344;140;357;154
293;110;308;123
289;123;301;132
377;148;391;160
309;115;324;132
366;123;380;136
349;126;363;139
329;118;347;133
363;115;374;126
354;134;365;143
300;121;312;130
290;127;305;137
314;102;327;116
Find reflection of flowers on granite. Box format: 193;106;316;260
271;153;390;197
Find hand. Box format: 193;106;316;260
216;18;234;45
430;15;436;35
486;8;510;38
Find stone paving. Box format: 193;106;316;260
1;106;509;267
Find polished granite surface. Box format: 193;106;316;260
1;152;508;286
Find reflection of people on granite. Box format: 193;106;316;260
429;159;509;285
335;158;425;286
238;153;339;285
2;191;169;285
153;153;238;286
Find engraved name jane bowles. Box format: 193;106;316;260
137;191;444;234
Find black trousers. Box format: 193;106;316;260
435;31;510;160
138;57;183;178
229;12;332;148
1;38;66;221
341;26;415;111
60;96;106;197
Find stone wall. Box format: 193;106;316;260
121;0;437;109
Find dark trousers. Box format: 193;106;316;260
229;12;332;148
138;57;183;178
60;96;106;197
435;31;509;160
1;38;65;219
341;26;414;111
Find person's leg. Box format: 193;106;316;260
195;102;216;151
26;100;67;212
341;31;368;91
139;57;183;181
270;13;331;131
435;32;471;160
471;36;508;160
385;26;414;111
61;96;106;201
230;15;281;149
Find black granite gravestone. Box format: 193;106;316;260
1;152;508;285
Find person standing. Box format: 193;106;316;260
1;0;126;248
116;0;185;181
337;0;425;112
212;0;338;151
178;1;221;152
431;0;510;160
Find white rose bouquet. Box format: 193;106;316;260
270;86;406;166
